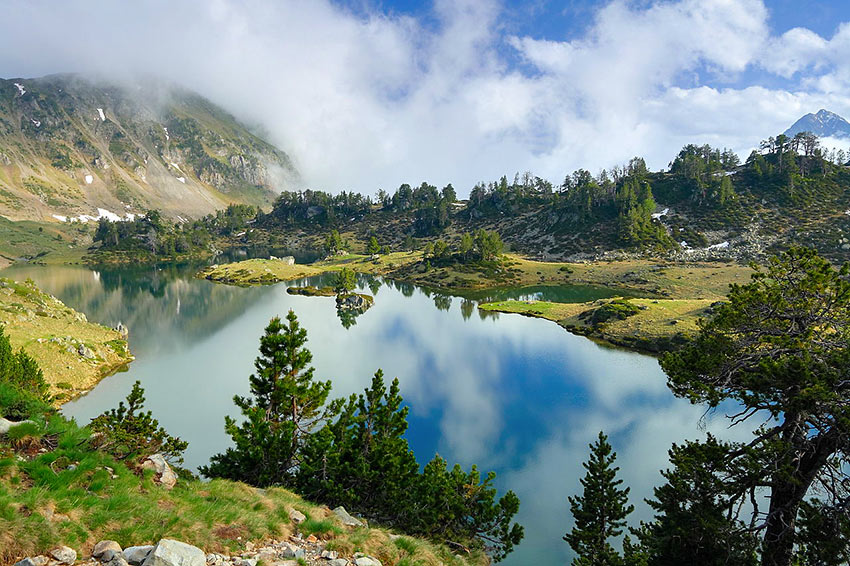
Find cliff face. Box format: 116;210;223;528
0;74;298;221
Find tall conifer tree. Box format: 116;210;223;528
201;311;336;486
565;431;634;566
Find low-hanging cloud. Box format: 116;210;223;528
1;0;850;195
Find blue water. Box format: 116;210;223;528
5;263;752;565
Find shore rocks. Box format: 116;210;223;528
123;545;155;565
17;530;387;566
141;454;178;489
92;541;122;561
50;547;77;565
142;540;205;566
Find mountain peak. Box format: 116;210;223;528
784;109;850;139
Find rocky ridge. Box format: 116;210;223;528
0;74;298;221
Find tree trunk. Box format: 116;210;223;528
761;483;804;566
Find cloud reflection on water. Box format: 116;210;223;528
7;264;754;565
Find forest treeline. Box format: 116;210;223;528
89;131;850;260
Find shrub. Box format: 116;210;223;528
89;381;188;463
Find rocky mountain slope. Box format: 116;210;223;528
784;109;850;139
0;74;297;222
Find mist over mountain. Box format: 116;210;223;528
0;74;297;221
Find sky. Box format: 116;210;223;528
2;0;850;195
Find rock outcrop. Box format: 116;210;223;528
140;454;178;489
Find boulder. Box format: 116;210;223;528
78;344;96;359
333;506;364;527
93;541;123;561
50;546;77;565
354;558;381;566
0;417;34;435
123;545;155;565
280;546;305;560
141;454;178;489
13;557;48;566
142;540;205;566
328;561;348;566
288;508;306;524
105;555;130;566
115;322;129;338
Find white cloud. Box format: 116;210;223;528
0;0;849;195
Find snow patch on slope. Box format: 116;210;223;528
97;108;105;121
53;208;137;223
13;83;25;96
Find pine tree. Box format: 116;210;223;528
201;311;337;486
633;436;758;566
333;267;356;295
565;431;634;566
367;236;381;255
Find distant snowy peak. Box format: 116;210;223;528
784;109;850;139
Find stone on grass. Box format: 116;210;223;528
50;546;77;565
332;506;363;527
354;558;382;566
0;417;34;435
13;557;49;566
142;540;205;566
123;545;155;565
93;541;123;561
141;454;178;489
287;508;306;524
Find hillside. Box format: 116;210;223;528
0;74;297;222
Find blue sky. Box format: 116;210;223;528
2;0;850;193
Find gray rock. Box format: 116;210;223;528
91;540;121;562
105;555;130;566
0;417;34;435
115;322;129;337
142;540;205;566
354;558;381;566
123;545;155;565
280;546;305;560
13;557;49;566
235;559;256;566
50;546;77;565
141;454;178;489
78;344;96;359
333;506;364;527
328;561;348;566
321;550;339;559
288;508;306;524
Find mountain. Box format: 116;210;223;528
784;109;850;139
0;74;297;222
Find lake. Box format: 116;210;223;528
5;262;751;565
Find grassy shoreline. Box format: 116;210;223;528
0;277;134;404
198;254;752;354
